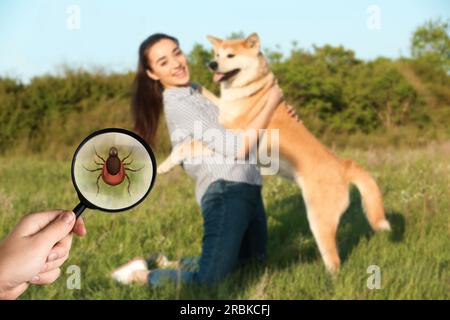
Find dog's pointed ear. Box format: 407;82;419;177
207;35;223;47
244;33;260;50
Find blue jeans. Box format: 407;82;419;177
148;179;267;287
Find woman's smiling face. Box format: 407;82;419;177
146;39;190;88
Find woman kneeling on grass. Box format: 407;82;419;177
111;33;285;287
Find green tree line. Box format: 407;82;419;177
0;19;449;156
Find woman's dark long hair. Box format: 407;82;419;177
131;33;179;148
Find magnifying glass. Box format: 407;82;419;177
71;128;157;218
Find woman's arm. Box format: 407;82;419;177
199;86;221;106
199;84;284;159
164;85;283;161
235;85;283;159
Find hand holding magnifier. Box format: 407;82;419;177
71;128;157;217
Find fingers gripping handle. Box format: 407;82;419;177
73;202;87;219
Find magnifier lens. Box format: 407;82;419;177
72;129;156;215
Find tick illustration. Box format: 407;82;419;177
83;146;143;195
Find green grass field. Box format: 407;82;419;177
0;142;448;299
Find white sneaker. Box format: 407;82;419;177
111;259;148;285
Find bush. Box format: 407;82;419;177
0;23;449;157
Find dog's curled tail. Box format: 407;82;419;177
344;160;391;232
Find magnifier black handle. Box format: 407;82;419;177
73;202;87;219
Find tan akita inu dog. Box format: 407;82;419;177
158;33;391;273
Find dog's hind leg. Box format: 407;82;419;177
306;206;341;274
298;177;349;274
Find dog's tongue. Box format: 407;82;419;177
213;72;225;83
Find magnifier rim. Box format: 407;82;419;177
71;127;157;213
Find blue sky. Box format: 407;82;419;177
0;0;448;83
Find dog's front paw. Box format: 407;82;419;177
157;162;173;174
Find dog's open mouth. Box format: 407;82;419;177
212;69;240;83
